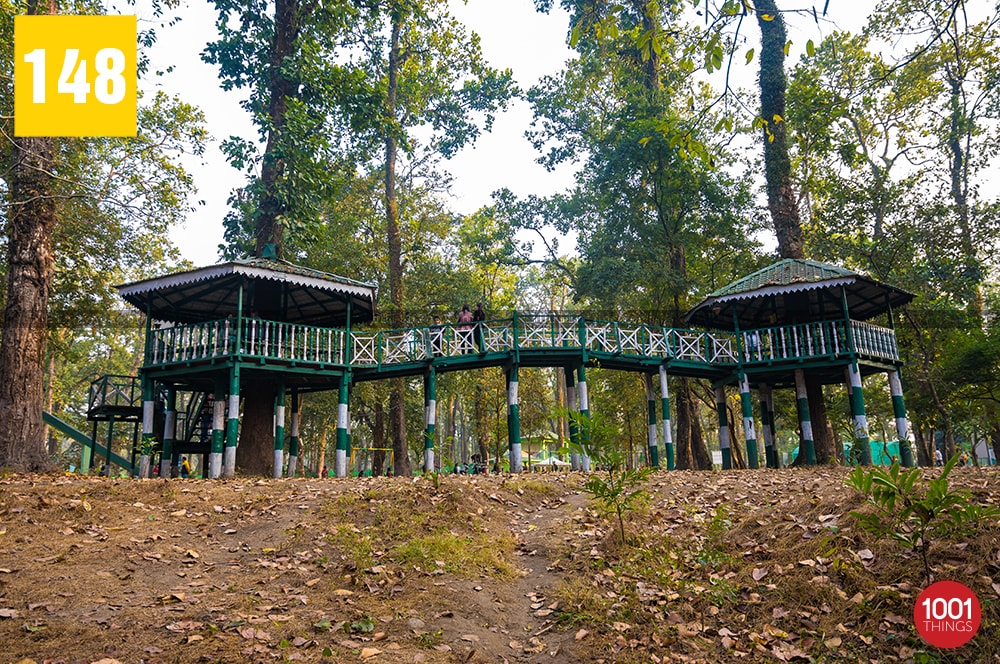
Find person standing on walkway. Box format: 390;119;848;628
472;303;486;352
457;305;474;353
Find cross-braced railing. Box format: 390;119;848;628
143;313;901;371
89;374;141;413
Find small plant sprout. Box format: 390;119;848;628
557;407;651;547
846;453;999;585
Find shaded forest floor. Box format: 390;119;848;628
0;466;997;663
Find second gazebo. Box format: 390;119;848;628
685;258;916;468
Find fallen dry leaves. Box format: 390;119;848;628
0;467;996;663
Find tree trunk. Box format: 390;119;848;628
989;419;1000;468
254;0;303;258
475;377;490;468
728;403;746;469
913;425;930;467
0;124;57;472
806;376;834;464
236;0;307;472
372;399;386;476
755;0;803;259
385;12;411;478
236;381;275;475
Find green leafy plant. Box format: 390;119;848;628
558;408;651;547
846;454;999;584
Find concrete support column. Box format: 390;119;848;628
140;376;154;479
335;375;350;478
161;388;176;478
507;365;522;473
287;390;300;477
845;362;872;466
794;369;817;465
424;369;437;472
273;383;286;478
659;366;674;470
888;370;914;467
577;365;591;471
759;384;777;469
565;369;581;470
738;374;758;469
224;365;240;478
715;385;732;469
643;374;659;468
209;387;225;479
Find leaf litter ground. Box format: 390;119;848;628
0;467;997;663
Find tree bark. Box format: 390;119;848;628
0;123;58;472
385;11;411;477
254;0;302;257
236;382;276;475
372;399;386;476
806;376;834;464
238;0;306;473
755;0;803;259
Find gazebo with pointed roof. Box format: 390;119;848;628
685;259;913;330
684;258;916;470
117;258;377;480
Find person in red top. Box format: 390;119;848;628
457;305;474;353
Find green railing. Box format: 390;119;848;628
242;318;346;364
144;313;900;370
88;374;141;413
739;320;898;365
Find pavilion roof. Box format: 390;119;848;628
684;258;914;330
117;258;377;326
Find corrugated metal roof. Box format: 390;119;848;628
709;259;857;297
685;259;914;329
117;259;377;325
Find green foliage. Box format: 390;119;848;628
559;408;651;547
846;454;999;584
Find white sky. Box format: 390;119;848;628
144;1;876;267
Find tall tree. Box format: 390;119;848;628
205;0;370;474
353;0;514;476
528;0;764;469
0;0;203;471
0;0;57;472
755;0;803;259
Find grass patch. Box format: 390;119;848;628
393;529;516;578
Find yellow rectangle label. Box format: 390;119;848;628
14;15;137;137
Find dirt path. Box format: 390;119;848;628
427;487;590;664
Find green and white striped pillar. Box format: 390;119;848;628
738;374;758;469
209;386;226;478
565;368;581;470
507;365;522;473
273;383;286;478
161;388;176;478
715;385;732;469
577;364;591;471
424;369;437;472
288;390;300;477
643;374;659;468
759;384;777;469
335;374;350;478
140;376;154;479
888;370;914;467
659;366;674;471
845;363;872;466
224;365;240;478
794;369;817;465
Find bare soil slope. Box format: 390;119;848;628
0;467;996;663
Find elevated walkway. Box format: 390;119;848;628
142;313;901;385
